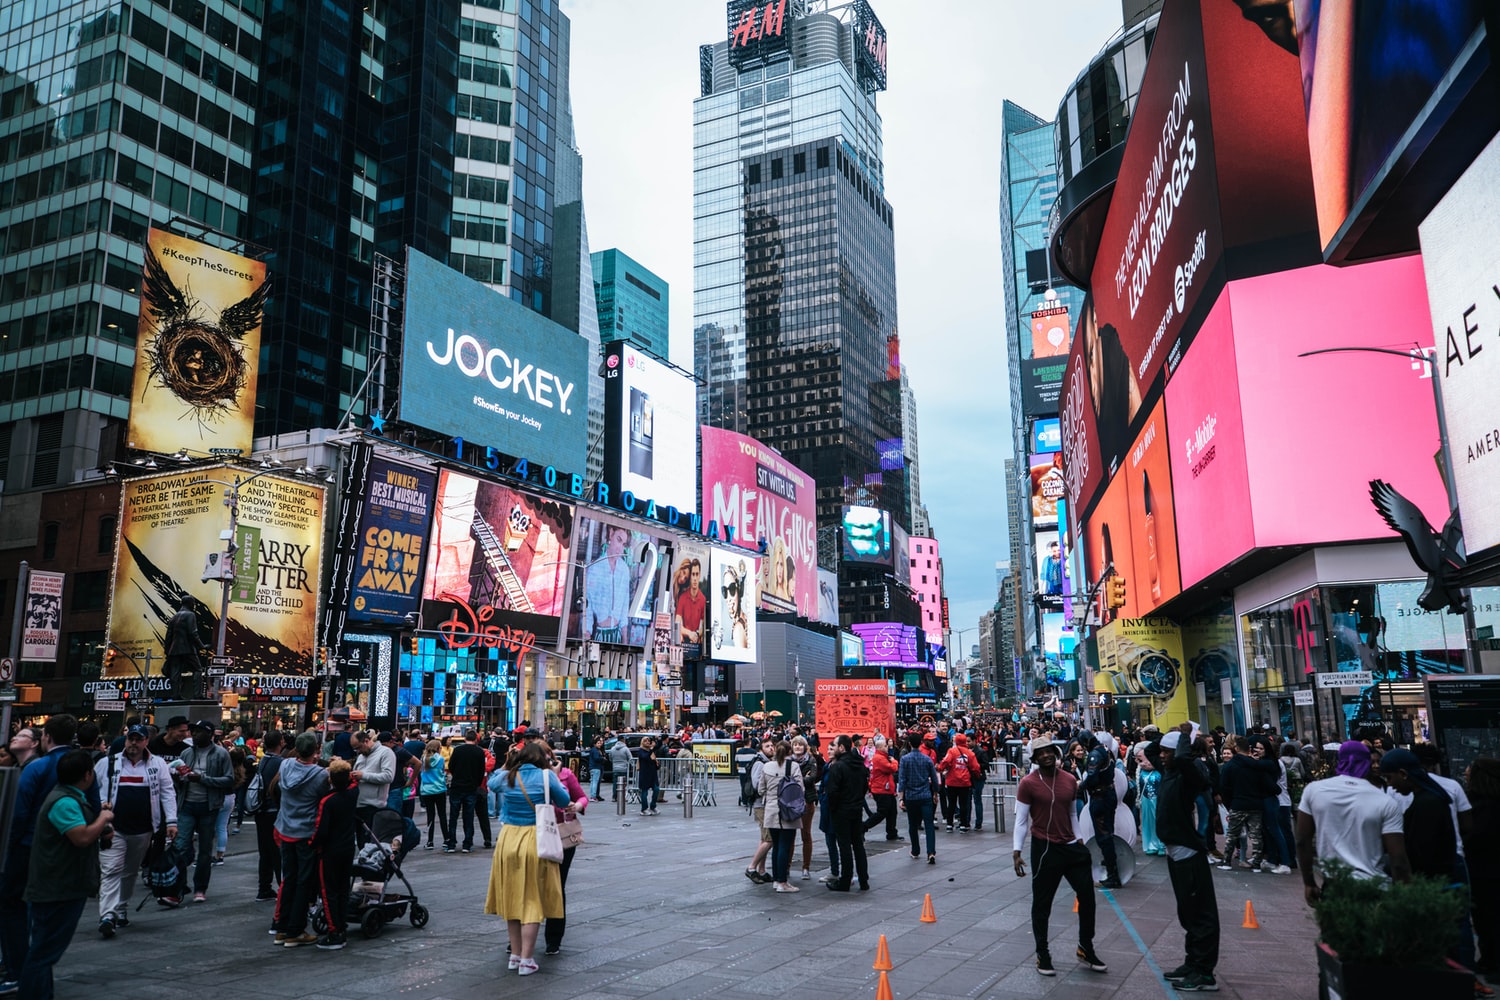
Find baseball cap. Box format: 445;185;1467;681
377;730;395;743
191;718;217;732
523;727;545;739
126;724;150;738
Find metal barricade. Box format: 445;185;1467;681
620;754;719;809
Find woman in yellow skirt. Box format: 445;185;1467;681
484;740;572;975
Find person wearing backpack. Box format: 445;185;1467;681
754;741;804;892
92;724;176;938
250;730;287;901
742;738;776;884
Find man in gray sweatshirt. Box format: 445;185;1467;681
351;730;396;841
272;732;329;947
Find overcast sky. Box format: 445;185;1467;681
561;0;1126;648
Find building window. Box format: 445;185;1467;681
71;571;109;612
817;146;830;169
793;151;805;174
770;158;783;180
98;515;116;554
42;522;60;560
747;163;761;185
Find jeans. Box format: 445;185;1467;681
447;791;491;849
1223;809;1264;866
1261;797;1290;867
1167;850;1220;975
768;828;797;884
864;793;898;838
17;897;86;1000
588;770;602;802
798;800;817;871
174;799;221;893
98;830;153;922
274;837;317;935
256;813;281;895
939;784;956;826
905;797;937;856
214;800;231;854
830;810;868;888
640;784;659;814
970;782;986;830
1275;803;1297;867
1195;793;1214;848
1029;839;1095;956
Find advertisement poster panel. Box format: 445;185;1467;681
814;678;896;741
1122;398;1181;613
1030;418;1061;453
700;427;818;616
816;568;840;626
1030;305;1072;358
1419;130;1500;555
840;630;863;667
1021;355;1067;417
566;515;667;648
1082;472;1134;623
109;467;323;677
400;247;588;471
1164;297;1253;588
1029;452;1064;528
1094;617;1192;729
349;459;436;624
126;229;266;455
669;537;712;659
603;342;697;513
1034;529;1067;610
708;547;758;663
422;470;573;643
22;570;65;662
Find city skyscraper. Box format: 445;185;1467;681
591;248;669;358
0;0;599;498
694;0;911;626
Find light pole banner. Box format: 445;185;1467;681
1419;130;1500;555
108;466;324;678
22;570;65;662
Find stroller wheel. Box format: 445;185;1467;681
311;908;329;935
360;909;386;939
409;903;430;928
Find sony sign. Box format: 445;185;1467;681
1418;130;1500;555
399;247;588;473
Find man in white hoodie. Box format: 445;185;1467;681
351;729;396;839
93;724;177;938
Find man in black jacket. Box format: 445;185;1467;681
1081;734;1123;888
1147;730;1221;993
823;735;870;891
445;730;490;853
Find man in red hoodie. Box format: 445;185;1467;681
937;734;981;832
862;735;900;840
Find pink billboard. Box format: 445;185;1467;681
1164;256;1448;585
700;427;818;618
1165;297;1253;588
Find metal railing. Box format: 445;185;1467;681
617;755;718;808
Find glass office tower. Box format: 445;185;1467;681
592;248;669;358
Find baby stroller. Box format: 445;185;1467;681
312;808;429;939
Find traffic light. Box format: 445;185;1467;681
103;646;115;672
409;634;420;657
1106;575;1128;610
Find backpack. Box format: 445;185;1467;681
142;843;184;898
244;769;266;813
741;757;764;806
776;761;806;823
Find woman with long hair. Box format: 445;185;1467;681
484;740;572;975
756;740;803;892
419;739;451;850
1135;743;1163;855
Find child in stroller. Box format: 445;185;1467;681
316;807;429;939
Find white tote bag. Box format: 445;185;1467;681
533;772;565;864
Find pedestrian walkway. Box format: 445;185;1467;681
56;781;1319;999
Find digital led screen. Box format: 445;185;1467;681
851;622;922;668
1030;305;1071;359
400;247;588;472
841;505;893;565
840;630;864;667
603;342;696;513
566;515;667;648
1031;418;1061;453
709;546;759;663
1029;452;1064;529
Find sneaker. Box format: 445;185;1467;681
928;855;936;865
255;891;278;902
211;856;225;867
774;883;800;893
315;933;346;951
910;851;919;859
959;826;970;833
193;892;207;903
1099;876;1123;889
98;917;116;939
543;946;561;956
820;874;838;884
1239;860;1258;871
1269;864;1292;875
483;842;493;849
1076;946;1108;973
425;842;434;851
1036;954;1056;976
1474;983;1495;999
508;955;522;970
1163;964;1193;982
1214;863;1235;871
801;869;811;881
1173;971;1219;991
945;824;954;832
517;958;539;976
282;932;319;948
159;896;182;908
115;916;129;928
444;846;456;854
461;847;472;854
274;932;292;944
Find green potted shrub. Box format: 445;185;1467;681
1313;861;1472;999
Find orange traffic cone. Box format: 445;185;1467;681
1073;896;1079;913
875;970;895;1000
873;934;893;971
919;893;937;923
1242;900;1259;929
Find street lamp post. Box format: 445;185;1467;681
946;627;976;714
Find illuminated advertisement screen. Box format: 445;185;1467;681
709;546;758;663
1034;528;1068;612
1031;418;1061;453
817;568;840;626
1021;355;1066;417
877;438;904;472
840;630;864;667
109;467;323;678
670;537;712;660
399;247;588;471
841;505;893;565
602;342;696;513
127;228;266;456
851;622;922;668
349;458;436;624
1029;452;1064;529
1030;305;1072;359
422;469;573;640
565;515;668;648
1122;398;1181;613
700;426;818;617
1082;471;1134;623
